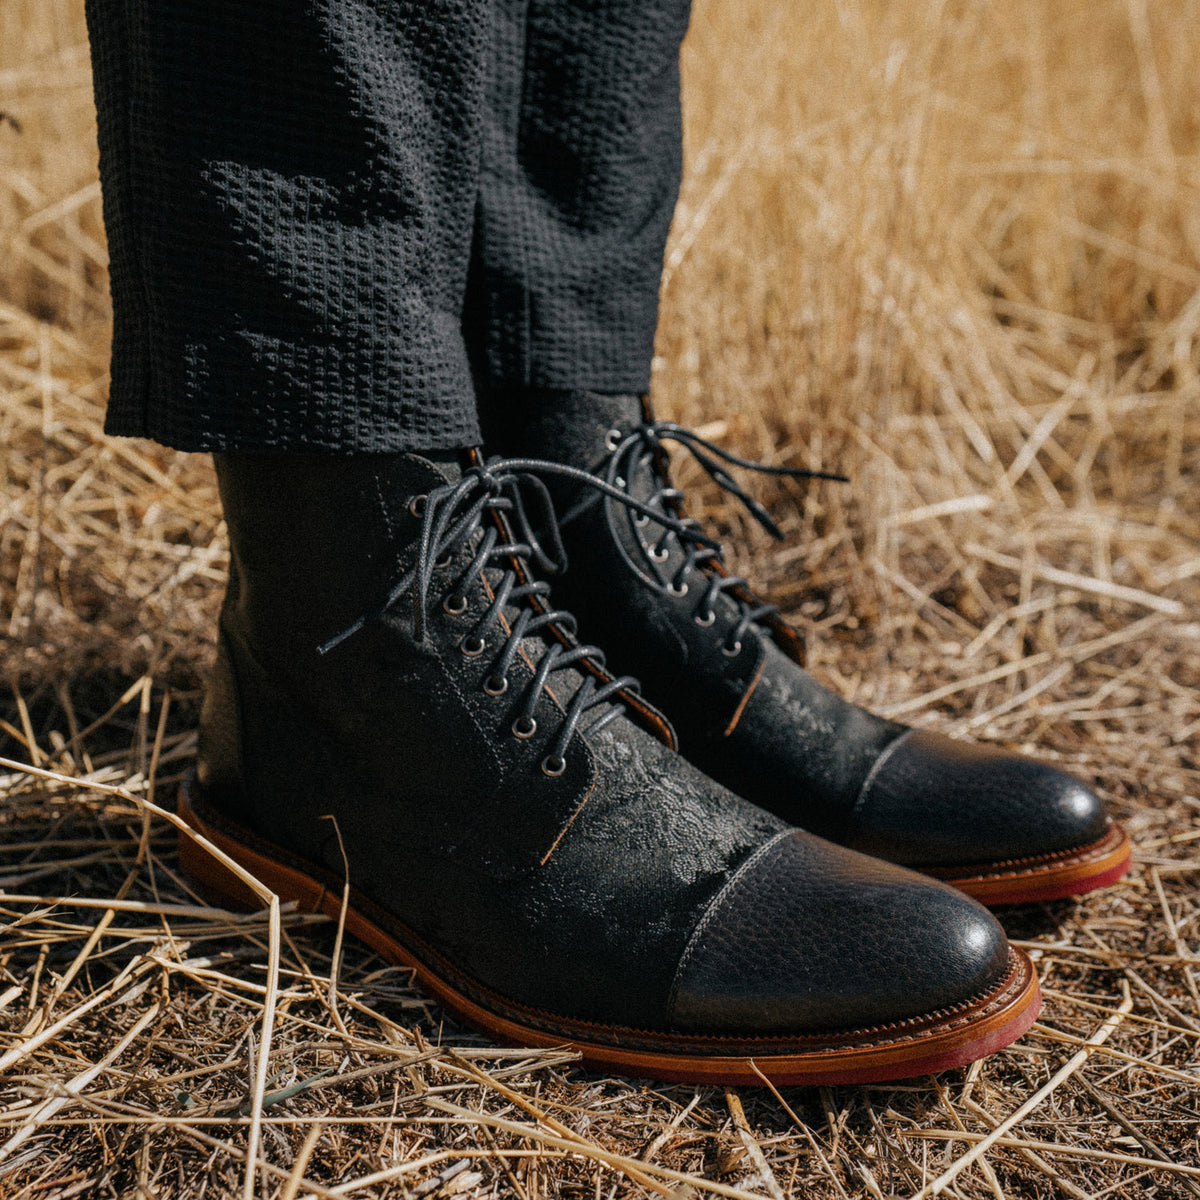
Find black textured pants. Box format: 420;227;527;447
85;1;692;453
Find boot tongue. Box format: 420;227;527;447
494;394;744;631
414;449;626;730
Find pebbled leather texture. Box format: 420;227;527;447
849;728;1107;867
670;830;1009;1033
493;391;1112;873
197;448;1018;1041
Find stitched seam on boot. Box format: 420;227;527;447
931;820;1124;878
538;777;598;867
666;828;794;1021
850;726;916;817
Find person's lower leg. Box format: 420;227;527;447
86;0;1041;1080
85;0;488;452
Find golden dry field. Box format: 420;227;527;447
2;0;1199;1197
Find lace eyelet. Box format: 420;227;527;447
694;609;716;627
407;494;427;519
461;634;486;657
721;639;743;657
605;428;622;452
649;546;669;563
443;593;468;615
541;754;567;777
667;581;688;597
483;674;509;697
512;716;537;739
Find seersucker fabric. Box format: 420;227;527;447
84;0;693;452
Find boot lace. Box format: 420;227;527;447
317;459;703;773
562;421;846;653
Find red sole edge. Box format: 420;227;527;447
925;823;1131;907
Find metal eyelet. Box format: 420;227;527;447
614;476;626;489
512;715;537;739
649;546;669;563
694;609;716;627
721;639;743;657
541;754;567;777
407;494;427;519
605;428;622;452
633;513;650;528
434;552;453;570
482;674;508;697
443;593;468;615
667;581;688;597
461;634;486;657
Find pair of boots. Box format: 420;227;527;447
182;393;1129;1085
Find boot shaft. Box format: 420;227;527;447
213;450;459;654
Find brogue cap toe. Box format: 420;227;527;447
668;830;1011;1035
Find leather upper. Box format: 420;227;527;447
199;449;1015;1036
202;452;780;1028
848;728;1107;867
494;391;1111;872
670;829;1009;1033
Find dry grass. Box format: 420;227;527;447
2;0;1199;1196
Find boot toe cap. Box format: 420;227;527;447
850;729;1108;867
668;830;1011;1035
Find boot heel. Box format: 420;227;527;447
178;822;264;913
178;769;335;916
178;767;280;912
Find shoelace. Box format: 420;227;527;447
562;421;847;654
318;459;706;775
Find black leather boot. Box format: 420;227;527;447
489;392;1130;906
182;449;1039;1084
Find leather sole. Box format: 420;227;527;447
178;772;1042;1086
924;821;1131;906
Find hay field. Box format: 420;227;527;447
2;0;1199;1196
